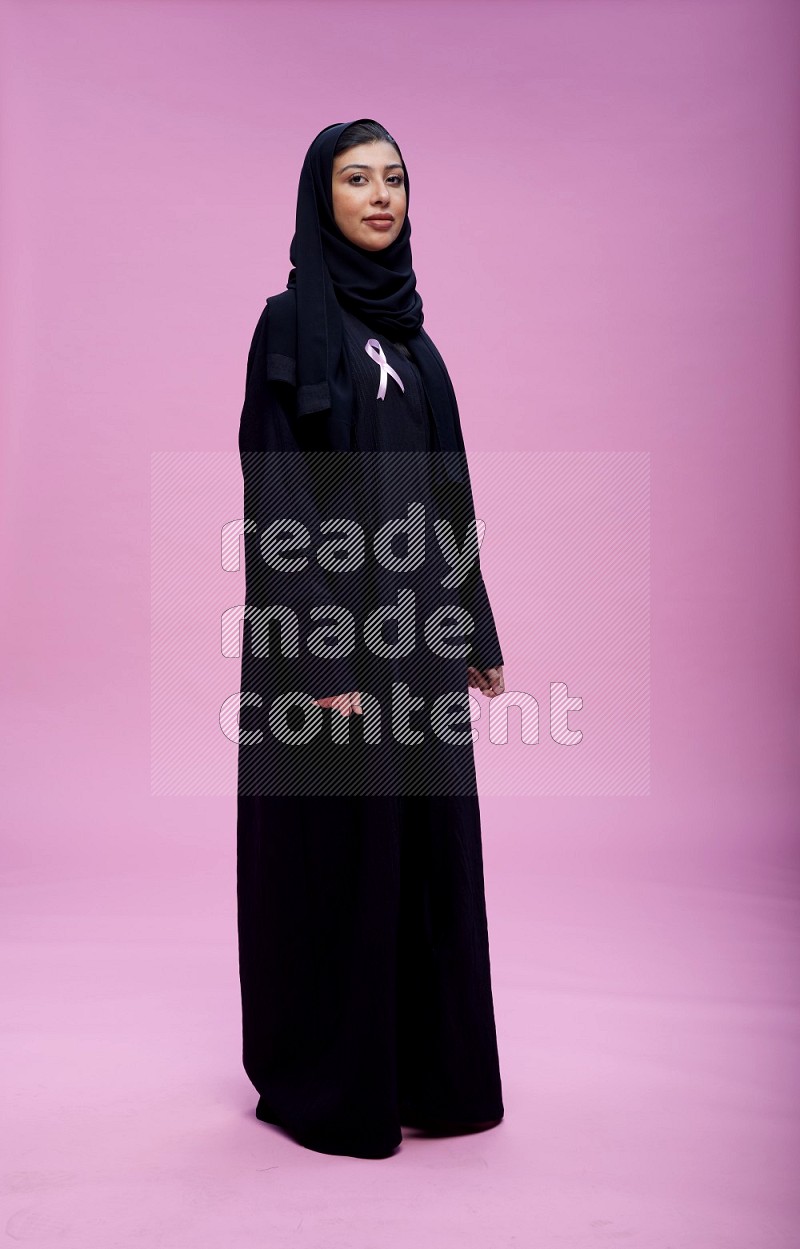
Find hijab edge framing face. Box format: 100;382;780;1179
287;119;423;354
272;118;468;482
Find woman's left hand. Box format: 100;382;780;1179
314;690;363;716
467;665;504;697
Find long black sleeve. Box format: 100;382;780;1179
238;304;361;703
431;470;504;674
461;563;504;673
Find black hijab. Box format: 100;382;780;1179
263;118;468;482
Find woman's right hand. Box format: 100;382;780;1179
467;665;505;698
314;691;363;716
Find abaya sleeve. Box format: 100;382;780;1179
433;470;505;676
462;562;504;674
238;302;361;703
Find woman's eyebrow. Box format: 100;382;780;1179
337;162;404;173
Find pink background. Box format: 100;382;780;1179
1;0;798;1244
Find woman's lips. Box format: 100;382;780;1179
364;218;394;231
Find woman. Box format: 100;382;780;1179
237;118;506;1159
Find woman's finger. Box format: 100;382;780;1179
485;666;505;696
467;665;490;691
327;691;362;717
467;665;505;696
315;691;358;712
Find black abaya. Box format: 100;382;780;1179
237;302;505;1158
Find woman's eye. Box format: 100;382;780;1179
347;174;405;187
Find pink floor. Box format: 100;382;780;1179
3;805;797;1248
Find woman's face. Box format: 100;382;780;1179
331;140;407;252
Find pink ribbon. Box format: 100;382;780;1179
365;338;405;401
